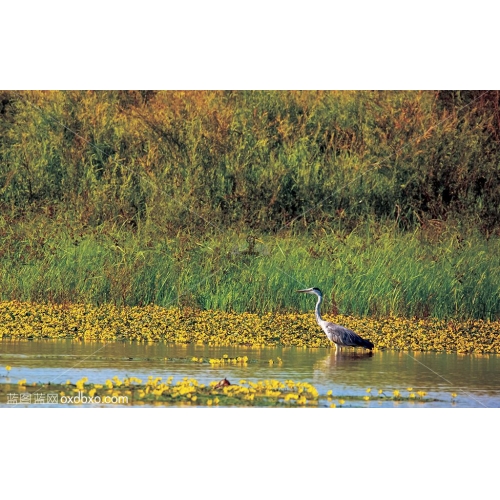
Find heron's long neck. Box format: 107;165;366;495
314;294;323;325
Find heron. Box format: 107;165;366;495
297;287;374;352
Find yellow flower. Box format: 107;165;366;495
451;392;457;398
5;365;11;372
366;388;371;393
407;387;413;392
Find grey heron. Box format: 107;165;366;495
297;287;374;351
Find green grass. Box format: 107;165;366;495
1;216;498;320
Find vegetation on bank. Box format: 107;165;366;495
1;301;499;353
1;90;500;234
0;91;499;321
0;216;498;319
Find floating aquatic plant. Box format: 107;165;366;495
0;375;440;407
1;301;500;353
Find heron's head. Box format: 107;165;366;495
297;287;322;297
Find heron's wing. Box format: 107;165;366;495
324;322;370;347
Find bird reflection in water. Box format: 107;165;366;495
317;349;374;370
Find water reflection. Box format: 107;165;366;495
317;350;374;368
1;340;499;407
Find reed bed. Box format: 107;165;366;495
1;220;498;320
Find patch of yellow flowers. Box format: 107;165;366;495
1;300;500;353
1;373;439;407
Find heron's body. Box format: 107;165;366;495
297;287;374;351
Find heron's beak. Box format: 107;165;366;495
296;289;308;293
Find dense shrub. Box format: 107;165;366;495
1;90;499;234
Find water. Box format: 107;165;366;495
1;339;499;407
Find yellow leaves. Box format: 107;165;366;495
125;377;142;385
76;377;88;390
209;355;248;365
0;300;498;353
2;365;434;407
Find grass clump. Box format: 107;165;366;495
0;218;498;320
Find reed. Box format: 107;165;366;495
1;216;498;320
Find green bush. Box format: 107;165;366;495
1;90;499;233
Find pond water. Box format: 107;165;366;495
1;339;499;407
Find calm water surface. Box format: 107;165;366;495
1;339;499;407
